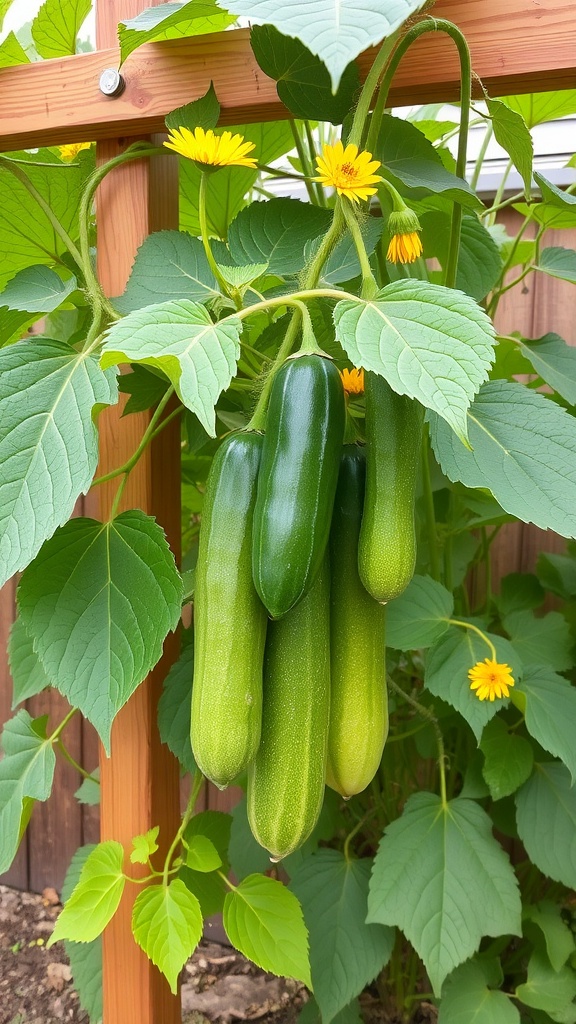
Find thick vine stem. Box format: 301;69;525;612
386;675;447;808
340;199;379;298
162;770;204;887
347;31;401;150
449;618;498;661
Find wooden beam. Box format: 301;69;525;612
1;0;575;152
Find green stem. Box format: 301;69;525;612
0;156;84;270
199;171;239;303
421;428;441;581
487;158;514;227
386;676;447;809
257;162;308;181
93;387;177;490
162;771;204;888
56;739;99;783
289;120;320;205
470;122;493;193
449;618;497;660
343;807;380;864
480;190;526;218
340;198;378;296
348;31;400;150
304;120;327;207
303;204;346;287
49;708;77;743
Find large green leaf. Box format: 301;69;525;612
0;31;30;68
290;851;394;1023
101;300;242;436
430;381;576;539
225;0;426;91
515;763;576;889
0;340;118;589
228;198;330;276
516;948;576;1015
504;610;573;672
420;213;502;301
132;879;203;994
223;874;312;987
486;98;533;199
61;845;102;1024
501;90;576;127
439;959;520;1024
334;282;494;442
32;0;91;58
115;231;218;313
386;575;453;651
378;115;481;209
480;717;534;801
250;26;360;124
0;266;77;313
118;0;236;63
18;512;182;751
49;841;126;944
367;793;521;995
0;149;92;290
536;247;576;284
157;627;195;774
425;626;522;742
0;710;56;874
8;616;51;707
515;667;576;784
512;334;576;405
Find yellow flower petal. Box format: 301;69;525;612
164;125;257;169
313;141;382;204
386;231;424;264
59;141;91;161
468;658;515;702
340;367;365;395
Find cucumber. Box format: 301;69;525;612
191;432;267;789
359;374;424;603
247;559;330;859
252;353;345;619
327;446;388;798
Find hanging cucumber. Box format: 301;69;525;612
247;558;330;860
252;353;345;619
359;373;424;603
327;446;388;798
191;432;267;789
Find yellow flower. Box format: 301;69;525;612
59;141;91;161
468;659;515;702
341;367;365;395
163;126;257;169
386;231;424;264
314;141;382;204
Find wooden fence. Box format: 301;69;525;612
1;212;574;894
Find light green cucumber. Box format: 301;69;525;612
191;432;267;789
359;373;424;603
326;446;388;798
247;559;330;860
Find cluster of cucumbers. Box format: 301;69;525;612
191;352;423;860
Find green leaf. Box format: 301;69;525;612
501;91;576;128
486;98;533;199
74;769;100;807
158;627;195;774
367;793;521;995
118;365;170;415
512;334;576;406
480;717;534;800
61;845;102;1024
0;307;35;348
166;82;220;133
504;610;573;672
0;266;77;314
227;0;426;91
229;796;272;881
420;212;503;301
515;667;576;784
537;552;576;600
119;0;235;64
0;340;118;588
536;247;576;284
8;616;51;707
524;902;576;973
386;575;453;651
49;841;126;945
290;851;394;1023
534;172;576;214
425;626;523;741
439;958;521;1024
377;115;481;209
430;381;576;539
217;263;269;289
18;512;182;752
185;835;222;872
180;810;232;917
0;710;56;874
101;300;242;436
494;573;545;619
223;874;312;987
0;31;30;67
228;198;331;277
516;763;576;889
334;281;494;442
32;0;90;57
115;231;218;314
131;826;160;865
299;996;364;1024
251;26;360;124
132;879;202;994
516;948;576;1014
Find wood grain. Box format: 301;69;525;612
1;0;575;151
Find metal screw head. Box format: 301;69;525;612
99;68;125;97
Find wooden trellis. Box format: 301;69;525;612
1;0;575;1020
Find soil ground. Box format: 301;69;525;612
0;885;437;1024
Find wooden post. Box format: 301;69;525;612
94;3;182;1023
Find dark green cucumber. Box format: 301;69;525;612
247;559;330;860
191;432;267;789
252;353;345;619
359;374;424;603
327;447;388;798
